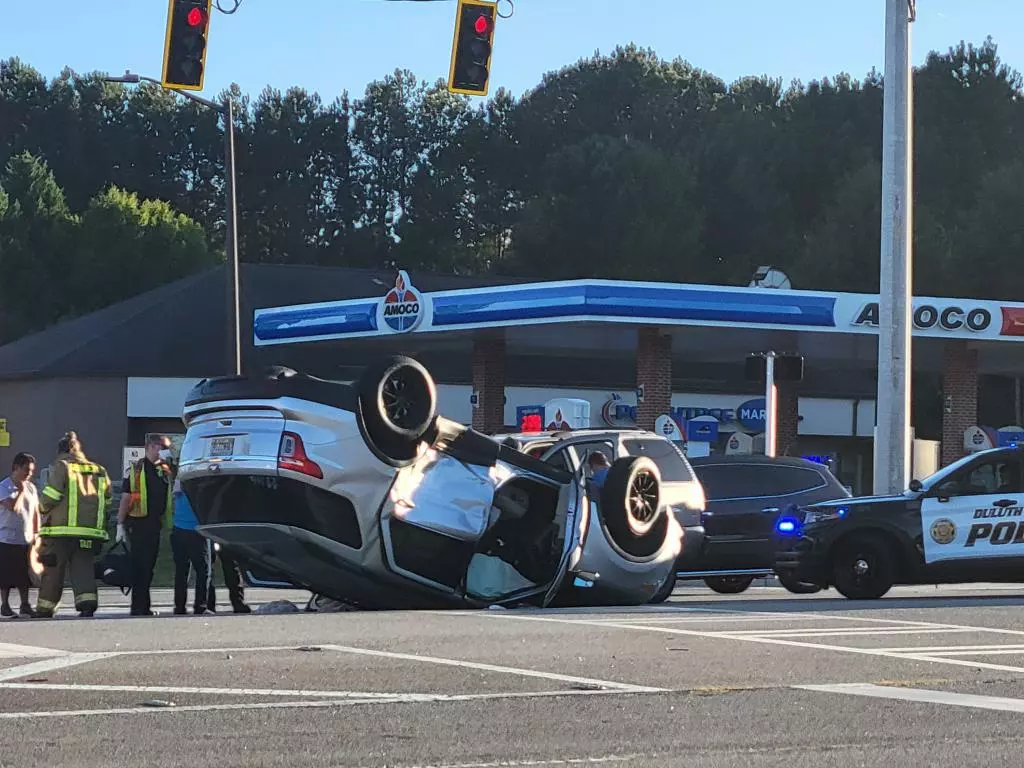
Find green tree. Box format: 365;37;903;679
0;152;77;341
507;135;705;281
73;186;220;316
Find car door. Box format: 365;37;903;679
920;453;1024;573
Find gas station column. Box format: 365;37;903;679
636;327;672;431
777;384;800;456
941;339;978;466
472;330;506;434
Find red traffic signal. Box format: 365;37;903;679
162;0;213;91
448;0;498;96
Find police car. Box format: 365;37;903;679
774;444;1024;599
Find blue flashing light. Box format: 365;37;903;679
776;519;798;534
837;508;848;518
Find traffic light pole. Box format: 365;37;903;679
102;71;242;377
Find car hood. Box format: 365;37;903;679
808;493;909;510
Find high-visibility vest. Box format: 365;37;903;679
39;455;111;540
128;459;173;527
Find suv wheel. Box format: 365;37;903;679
704;575;755;594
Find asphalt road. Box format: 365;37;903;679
3;582;1024;767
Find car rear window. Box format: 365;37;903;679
622;439;694;482
693;463;826;500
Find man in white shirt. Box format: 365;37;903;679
0;453;40;617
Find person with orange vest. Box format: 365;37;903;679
116;434;174;616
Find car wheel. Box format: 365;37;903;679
600;456;667;559
704;575;755;594
649;570;677;603
831;534;896;600
776;571;822;595
358;355;437;464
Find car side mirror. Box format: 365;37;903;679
908;479;922;493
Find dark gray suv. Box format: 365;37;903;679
656;455;851;598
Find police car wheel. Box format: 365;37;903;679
776;571;822;594
831;534;896;600
358;355;437;464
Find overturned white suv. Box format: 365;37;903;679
177;356;694;610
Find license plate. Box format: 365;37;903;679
209;437;236;457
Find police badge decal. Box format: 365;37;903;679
930;518;957;545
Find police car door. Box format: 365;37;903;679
920;453;1024;575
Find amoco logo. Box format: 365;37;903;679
380;270;424;333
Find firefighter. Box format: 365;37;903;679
116;434;174;616
33;431;112;618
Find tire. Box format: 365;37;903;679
649;570;677;604
831;534;896;600
358;355;437;464
600;456;666;559
704;575;755;594
776;571;822;595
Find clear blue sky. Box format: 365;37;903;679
2;1;1023;101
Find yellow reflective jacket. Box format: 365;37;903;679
39;452;112;540
127;458;173;527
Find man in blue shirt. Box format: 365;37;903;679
170;479;210;615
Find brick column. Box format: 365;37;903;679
472;331;506;434
777;382;800;456
636;327;672;431
941;339;978;466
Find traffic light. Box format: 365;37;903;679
448;0;497;96
161;0;213;91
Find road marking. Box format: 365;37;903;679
0;682;433;700
797;682;1024;713
0;687;649;720
0;642;71;659
721;627;975;638
320;644;665;693
0;653;117;682
903;649;1024;657
474;612;1024;676
875;644;1024;653
354;755;649;768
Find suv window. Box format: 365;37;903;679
693;463;826;501
622;439;694;482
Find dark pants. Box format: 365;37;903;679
208;546;247;611
170;527;210;613
127;522;161;615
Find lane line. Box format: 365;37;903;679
0;653;117;682
910;649;1024;657
353;755;649;768
0;687;648;720
320;644;665;693
720;628;976;638
797;682;1024;713
0;642;69;659
474;613;1024;676
875;644;1024;653
0;682;433;700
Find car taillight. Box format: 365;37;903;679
278;431;323;479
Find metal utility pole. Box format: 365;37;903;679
764;352;778;458
102;70;242;377
223;98;241;376
874;0;916;495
